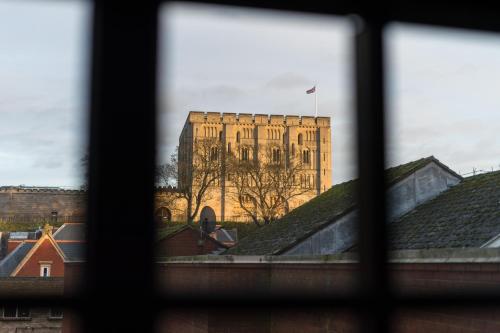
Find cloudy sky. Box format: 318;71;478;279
1;1;500;187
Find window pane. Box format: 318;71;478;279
18;307;30;318
0;0;90;310
3;307;17;318
157;2;356;257
385;22;500;298
157;5;358;330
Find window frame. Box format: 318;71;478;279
6;2;500;333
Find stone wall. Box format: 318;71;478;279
0;308;63;333
0;188;85;222
0;187;187;224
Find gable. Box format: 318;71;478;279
12;237;66;277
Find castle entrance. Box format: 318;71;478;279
154;206;171;223
199;206;216;233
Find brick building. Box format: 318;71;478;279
0;223;84;278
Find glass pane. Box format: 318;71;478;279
17;307;30;318
385;23;500;293
157;2;357;259
0;0;90;302
3;307;17;318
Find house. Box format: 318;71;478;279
156;224;228;257
227;156;465;255
0;223;85;277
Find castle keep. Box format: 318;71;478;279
178;111;332;222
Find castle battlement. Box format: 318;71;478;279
0;186;85;194
188;111;330;127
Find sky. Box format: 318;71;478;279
1;1;500;187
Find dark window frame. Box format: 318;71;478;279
5;1;500;333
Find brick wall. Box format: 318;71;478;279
62;249;500;333
157;228;225;257
155;252;500;333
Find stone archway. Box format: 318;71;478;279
155;206;172;223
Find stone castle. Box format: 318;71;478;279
0;112;332;224
175;111;331;222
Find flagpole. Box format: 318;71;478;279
315;85;318;117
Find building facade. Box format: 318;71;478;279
178;111;332;222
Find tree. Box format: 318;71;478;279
156;149;178;187
157;138;223;225
226;143;313;226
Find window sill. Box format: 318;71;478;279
0;317;32;321
48;317;63;321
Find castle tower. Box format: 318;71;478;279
178;111;332;222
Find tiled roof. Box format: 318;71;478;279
389;170;500;249
0;242;35;277
228;156;441;255
53;223;85;241
58;242;85;261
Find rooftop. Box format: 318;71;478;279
228;156;443;255
390;170;500;249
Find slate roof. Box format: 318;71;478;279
389;170;500;249
0;242;35;277
58;242;85;261
53;223;85;241
228;156;443;255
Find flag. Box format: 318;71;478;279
306;86;316;94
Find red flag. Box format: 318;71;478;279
306;86;316;94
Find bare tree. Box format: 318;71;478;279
156;149;178;187
226;143;312;226
157;138;223;224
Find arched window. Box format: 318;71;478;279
298;133;303;145
272;148;281;163
210;147;218;161
242;148;249;161
303;150;310;164
227;143;231;154
219;131;223;141
236;131;240;143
